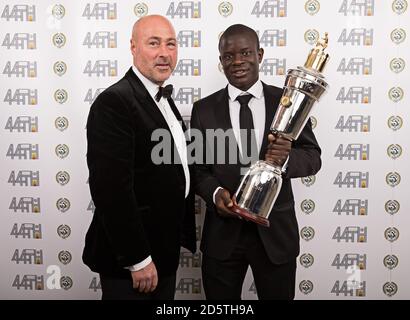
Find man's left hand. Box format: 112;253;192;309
265;134;291;166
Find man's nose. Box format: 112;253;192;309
232;53;244;65
158;43;170;57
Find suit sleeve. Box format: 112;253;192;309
86;90;150;268
284;118;322;179
190;102;221;206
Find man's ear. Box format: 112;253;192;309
258;48;264;63
219;55;222;63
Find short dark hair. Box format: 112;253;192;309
218;24;260;52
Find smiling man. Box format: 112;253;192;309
82;15;196;300
191;24;322;299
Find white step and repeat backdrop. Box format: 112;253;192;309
0;0;409;299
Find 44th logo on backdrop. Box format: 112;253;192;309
251;0;287;17
166;1;201;18
2;33;36;49
5;116;38;132
339;0;374;16
333;199;368;215
82;3;116;20
12;249;43;265
338;28;373;46
8;170;39;187
4;89;37;105
335;115;370;132
1;4;35;21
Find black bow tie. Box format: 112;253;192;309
155;84;173;102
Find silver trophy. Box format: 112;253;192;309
231;33;330;227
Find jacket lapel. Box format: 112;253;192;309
259;82;283;159
124;68;169;129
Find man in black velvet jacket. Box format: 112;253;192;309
191;24;322;299
82;15;196;300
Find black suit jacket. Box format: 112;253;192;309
190;82;321;264
83;68;196;278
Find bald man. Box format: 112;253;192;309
82;15;196;300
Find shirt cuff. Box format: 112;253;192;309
212;187;223;204
281;155;290;173
125;256;152;272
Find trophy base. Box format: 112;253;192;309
231;205;270;227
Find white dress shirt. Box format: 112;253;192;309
128;65;190;272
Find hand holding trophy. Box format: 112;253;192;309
231;33;330;227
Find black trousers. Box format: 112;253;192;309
100;273;176;300
202;222;296;300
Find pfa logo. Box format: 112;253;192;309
56;171;70;186
2;33;36;49
384;227;399;242
385;200;400;215
134;3;148;17
339;0;374;16
55;117;69;131
391;28;406;44
52;33;66;48
338;28;373;46
251;0;287;18
166;1;201;19
386;172;401;187
5;116;38;133
333;199;368;216
55;144;69;159
54;89;68;104
301;175;316;186
383;255;399;270
299;280;314;295
300;199;315;214
335;115;370;132
53;61;67;76
82;3;117;20
305;0;320;15
58;251;72;265
300;226;315;241
387;144;402;159
304;29;319;45
299;253;314;268
218;2;233;17
388;87;404;102
56;198;71;213
383;282;398;297
1;4;35;21
387;116;403;131
57;224;71;239
392;0;408;14
390;58;405;73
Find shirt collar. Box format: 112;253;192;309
132;65;161;100
228;80;263;102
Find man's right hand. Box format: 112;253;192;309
215;188;239;218
131;261;158;293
